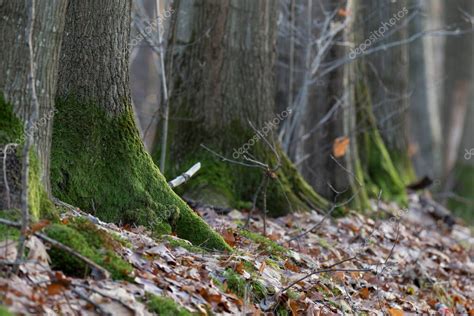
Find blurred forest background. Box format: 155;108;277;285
131;0;473;223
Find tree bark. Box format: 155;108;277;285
52;0;228;250
0;0;67;215
158;0;328;216
342;0;413;209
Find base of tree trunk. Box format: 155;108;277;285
50;97;229;251
0;96;55;219
160;140;329;216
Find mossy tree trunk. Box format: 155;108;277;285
156;0;328;216
342;0;414;209
51;0;228;250
0;0;66;217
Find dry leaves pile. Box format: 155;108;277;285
0;193;472;315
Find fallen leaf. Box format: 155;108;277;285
333;136;350;158
47;283;65;296
359;287;370;299
388;308;404;316
30;220;50;233
338;8;349;17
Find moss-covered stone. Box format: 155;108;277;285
51;98;229;251
45;218;133;280
146;295;194;316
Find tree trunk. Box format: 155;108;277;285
342;0;413;209
52;0;228;250
275;0;353;205
158;0;328;216
405;0;444;179
441;0;474;221
0;0;66;217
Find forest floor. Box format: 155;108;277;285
0;193;473;315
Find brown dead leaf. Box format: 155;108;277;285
221;229;236;247
333;136;350;158
258;261;266;274
288;299;299;316
388;308;404;316
199;287;222;304
235;262;244;274
333;271;345;282
359;287;370;299
30;220;50;233
47;283;65;296
338;8;349;17
284;260;300;273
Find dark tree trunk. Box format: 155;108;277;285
52;0;228;250
159;0;328;215
0;0;67;215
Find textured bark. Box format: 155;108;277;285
57;0;130;114
341;0;412;209
160;0;328;215
407;0;439;178
0;0;67;194
275;0;349;201
53;0;228;250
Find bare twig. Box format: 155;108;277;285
2;143;17;209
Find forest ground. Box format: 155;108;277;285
0;193;473;315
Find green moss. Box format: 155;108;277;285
162;235;206;253
146;295;194;316
350;74;410;208
0;210;21;240
448;163;474;224
223;269;268;301
165;145;329;217
0;94;56;221
0;306;13;316
0;95;23;144
240;230;288;257
51;98;229;251
155;106;329;217
45;219;133;280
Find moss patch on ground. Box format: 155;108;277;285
51;97;229;251
45;218;132;280
146;294;194;316
240;230;288;258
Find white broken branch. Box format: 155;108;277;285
168;162;201;188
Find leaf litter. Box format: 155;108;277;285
0;193;472;315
